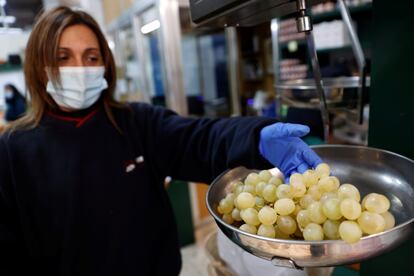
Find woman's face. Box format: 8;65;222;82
57;24;103;67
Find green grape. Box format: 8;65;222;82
262;184;277;203
303;223;324;241
340;198;361;220
296;209;311;230
240;207;261;226
329;176;340;190
322;198;342;220
268;176;283;187
339;221;362;243
315;163;330;178
231;208;242;221
307;185;322;201
258;206;278;225
225;193;235;204
337;184;360;202
229;181;243;193
222;213;234;225
323;220;340;239
357;211;386;234
255;181;267;197
243;185;256;195
362;193;390;214
258;170;272;182
381;211;395;230
257;224;276;238
302;170;319;187
274;198;295;215
293;205;302;216
234;185;244;196
277;215;297;235
320;192;338;203
299;194;315;209
239;224;257;234
276;184;292;199
245;173;260;186
236;192;255;210
318;176;339;193
291;181;306;198
218;198;234;214
307;202;327;224
255;196;265;209
274;225;291;239
290;173;304;185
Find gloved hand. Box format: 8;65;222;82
259;122;322;177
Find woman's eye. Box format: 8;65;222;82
87;56;99;62
58;56;68;61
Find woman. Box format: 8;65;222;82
0;6;321;275
3;84;26;122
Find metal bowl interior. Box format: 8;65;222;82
207;145;414;268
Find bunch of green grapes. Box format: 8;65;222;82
217;163;395;244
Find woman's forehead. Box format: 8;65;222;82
59;24;100;49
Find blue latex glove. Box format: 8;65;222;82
259;122;322;177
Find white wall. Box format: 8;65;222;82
42;0;106;30
0;32;30;61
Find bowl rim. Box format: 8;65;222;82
206;144;414;246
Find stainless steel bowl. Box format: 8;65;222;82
206;145;414;268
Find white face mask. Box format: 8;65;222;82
46;66;108;110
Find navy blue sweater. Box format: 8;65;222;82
0;103;274;275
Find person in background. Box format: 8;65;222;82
3;84;26;122
0;6;321;276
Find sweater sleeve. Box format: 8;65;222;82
0;136;26;275
134;103;276;183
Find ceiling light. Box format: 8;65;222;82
140;20;160;35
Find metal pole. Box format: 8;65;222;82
158;0;188;115
225;27;241;116
295;0;330;141
271;19;283;120
337;0;366;124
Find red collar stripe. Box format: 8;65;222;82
46;109;99;128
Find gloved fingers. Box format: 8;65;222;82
297;162;310;174
262;122;310;139
285;171;295;183
302;148;323;169
283;123;310;138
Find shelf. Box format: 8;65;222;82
280;42;355;54
311;2;372;23
275;76;370;90
316;45;353;53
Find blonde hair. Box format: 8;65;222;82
5;6;125;133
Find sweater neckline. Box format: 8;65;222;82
45;101;102;128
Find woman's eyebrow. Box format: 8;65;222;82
84;47;100;52
58;47;99;51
